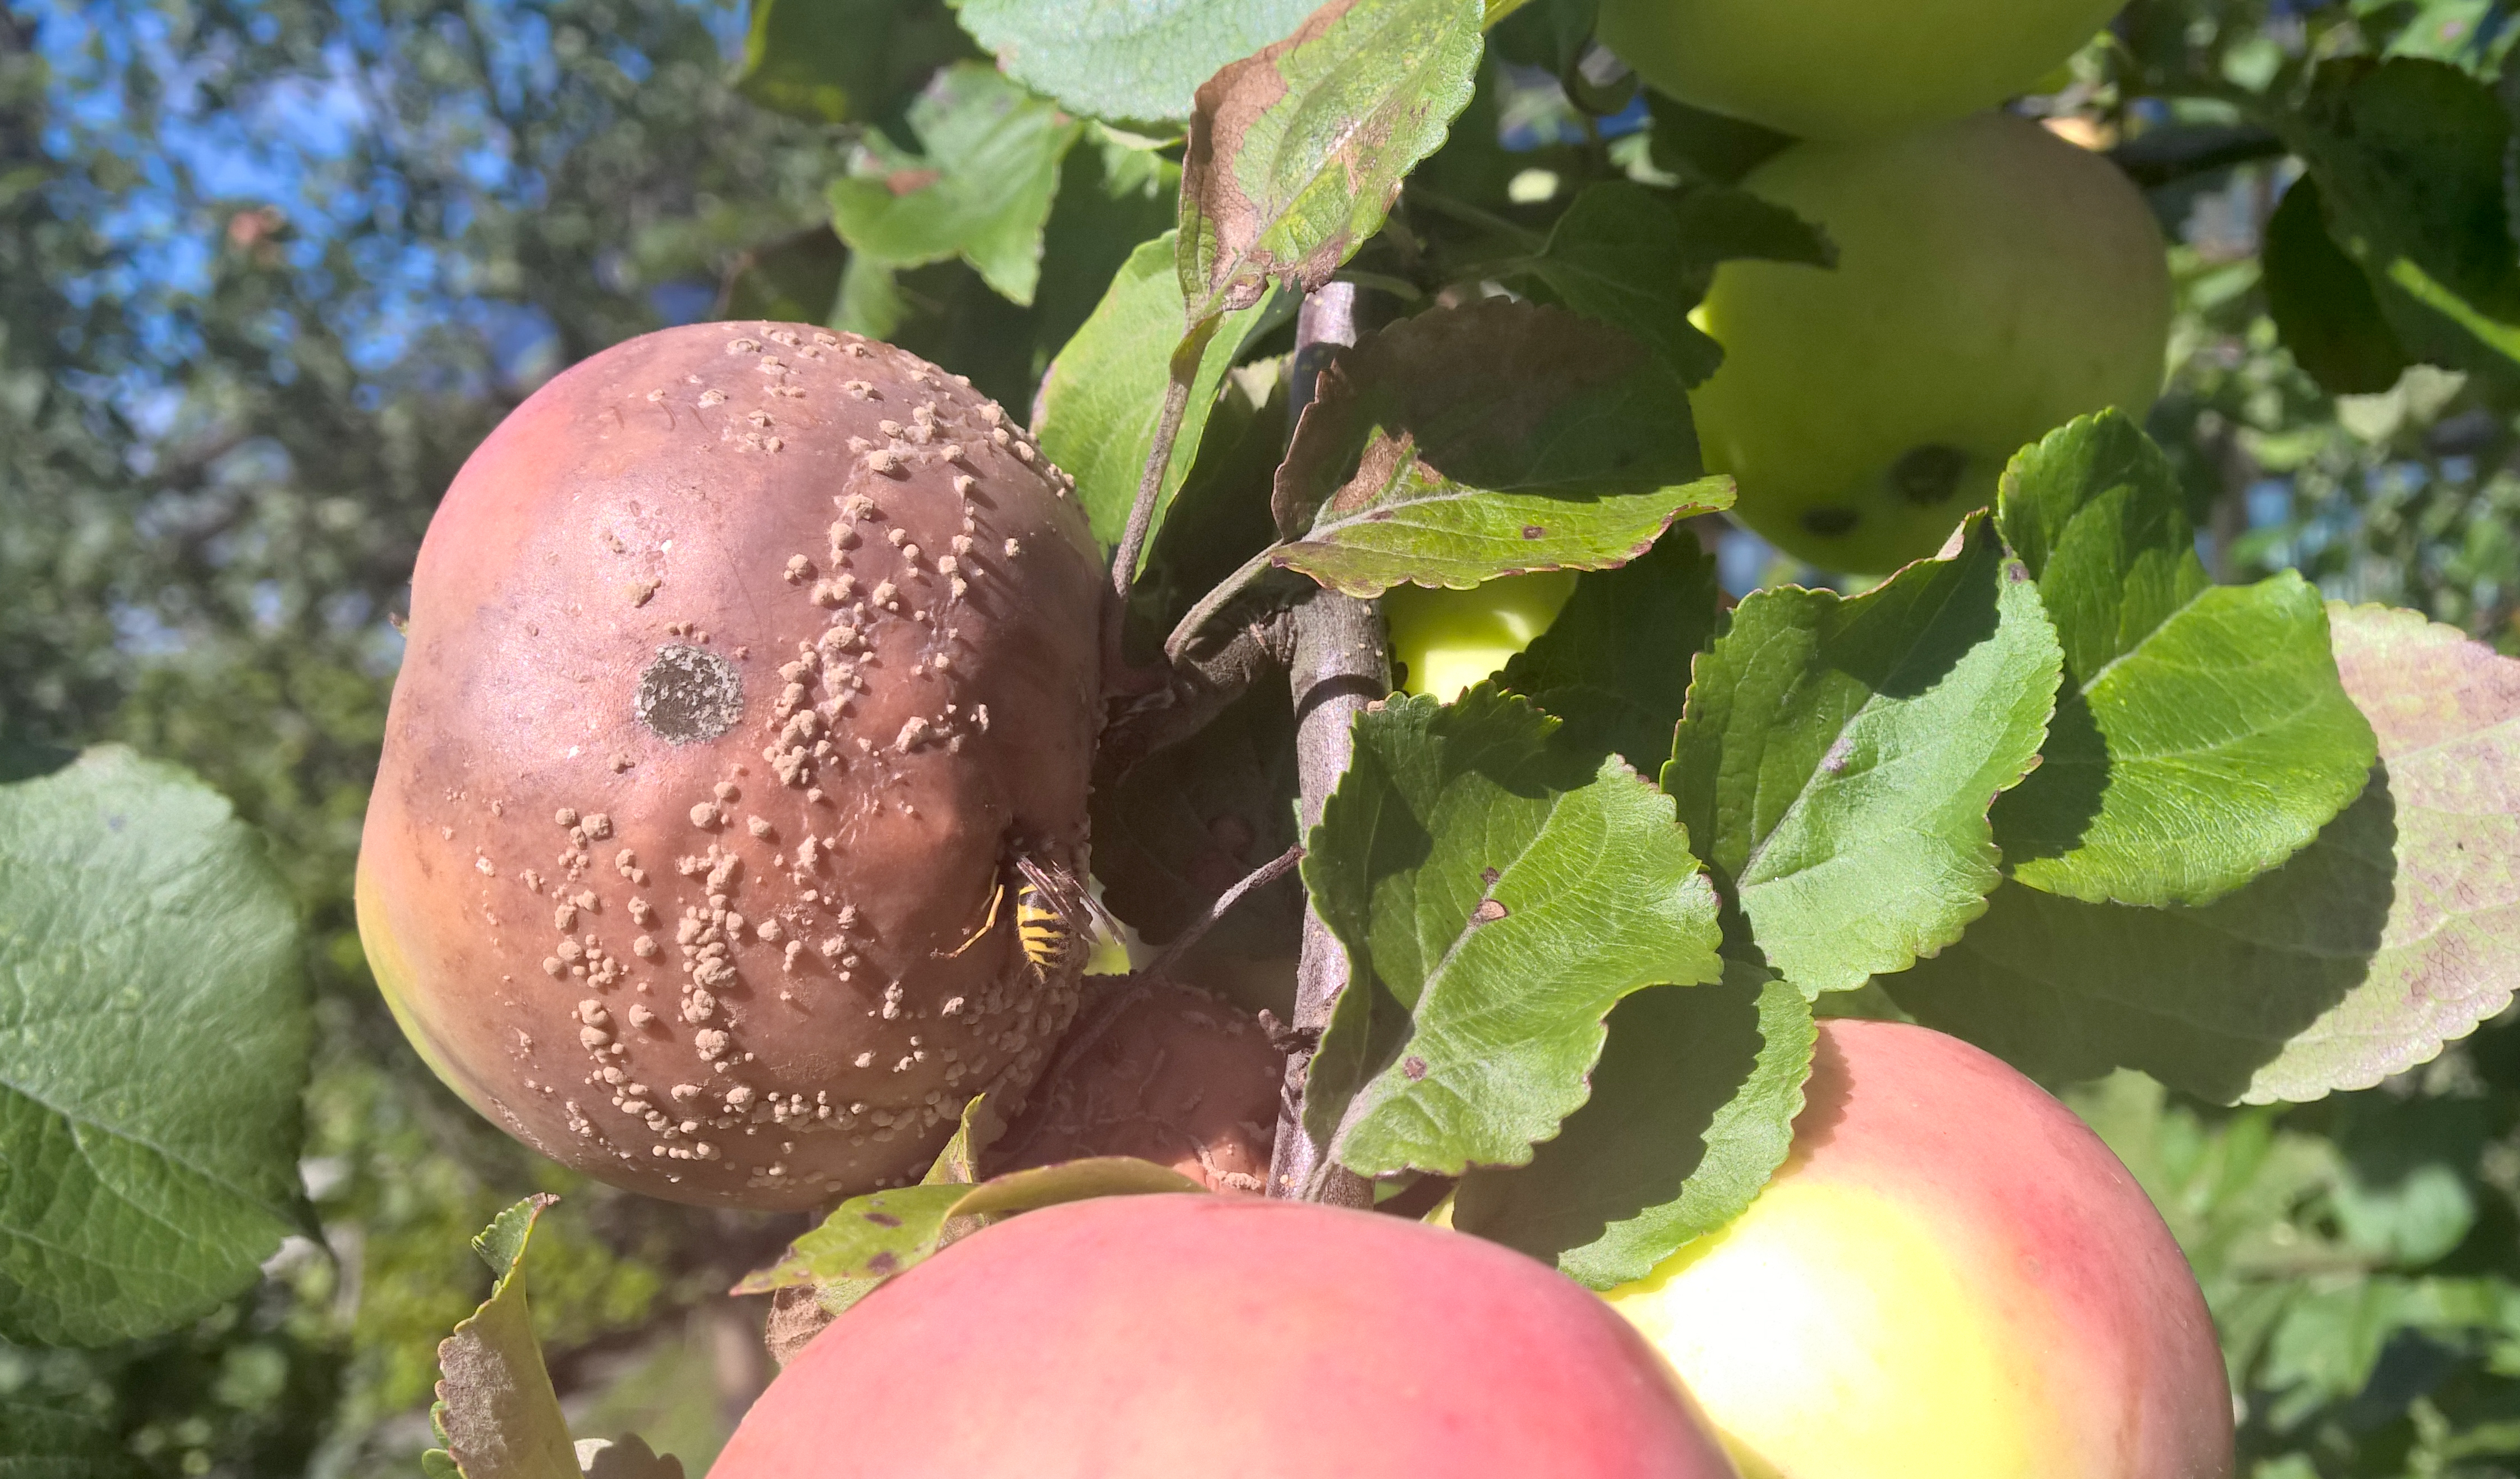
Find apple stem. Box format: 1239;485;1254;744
1269;282;1382;1209
1143;844;1305;986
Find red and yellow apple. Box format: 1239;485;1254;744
1383;569;1579;702
1606;1018;2233;1479
714;1193;1739;1478
1691;112;2171;574
1597;0;2124;140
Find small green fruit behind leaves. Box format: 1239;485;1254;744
1889;603;2520;1105
0;747;309;1347
1990;411;2379;907
1664;518;2062;995
1303;688;1725;1181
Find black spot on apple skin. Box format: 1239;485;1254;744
1889;443;1970;505
1802;507;1861;537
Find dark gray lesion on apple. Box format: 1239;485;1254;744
1889;443;1969;504
1801;507;1861;536
636;643;744;743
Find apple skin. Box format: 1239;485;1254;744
1598;0;2126;140
1385;570;1580;702
1690;112;2171;575
981;980;1280;1193
714;1195;1740;1479
1607;1018;2233;1479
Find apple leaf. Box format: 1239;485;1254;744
1178;0;1484;320
827;63;1083;307
1302;688;1725;1179
572;1437;684;1479
734;0;974;126
1499;530;1725;776
2262;178;2413;397
1990;412;2378;907
1268;300;1733;596
1092;680;1304;954
733;1159;1204;1296
1452;963;1814;1288
1034;232;1286;557
427;1196;582;1479
952;0;1322;126
0;747;310;1348
0;1398;144;1478
1664;520;2062;995
2284;57;2520;381
1523;180;1831;387
1889;604;2520;1105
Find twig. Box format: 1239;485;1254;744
1143;844;1305;985
1111;318;1221;603
1267;282;1385;1210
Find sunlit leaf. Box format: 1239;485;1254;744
1991;412;2378;906
953;0;1321;125
0;748;309;1347
1270;300;1732;595
1304;688;1723;1179
1665;520;2061;994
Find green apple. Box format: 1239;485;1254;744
1598;0;2126;140
1607;1019;2235;1479
1689;112;2171;575
1385;570;1581;702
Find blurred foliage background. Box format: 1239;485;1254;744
0;0;2512;1473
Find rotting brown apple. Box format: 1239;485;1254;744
356;321;1105;1210
712;1194;1741;1478
981;979;1281;1193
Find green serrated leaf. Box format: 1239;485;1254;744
733;1159;1203;1295
1499;531;1724;775
0;1397;142;1479
922;1092;1006;1185
1889;603;2520;1105
434;1196;579;1479
1303;688;1724;1179
1033;130;1185;371
1523;181;1829;387
1990;412;2378;907
0;747;309;1347
828;63;1084;306
2262;178;2413;397
1664;520;2061;995
1034;232;1284;556
1268;300;1733;595
2287;57;2520;380
1453;963;1814;1288
1178;0;1484;319
952;0;1321;125
734;0;973;127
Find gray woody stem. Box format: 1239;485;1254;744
1267;281;1383;1209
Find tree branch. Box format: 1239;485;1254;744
1267;282;1383;1210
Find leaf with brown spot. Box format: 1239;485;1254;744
1265;300;1731;595
1177;0;1485;321
426;1196;615;1479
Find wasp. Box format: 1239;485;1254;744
941;849;1111;979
